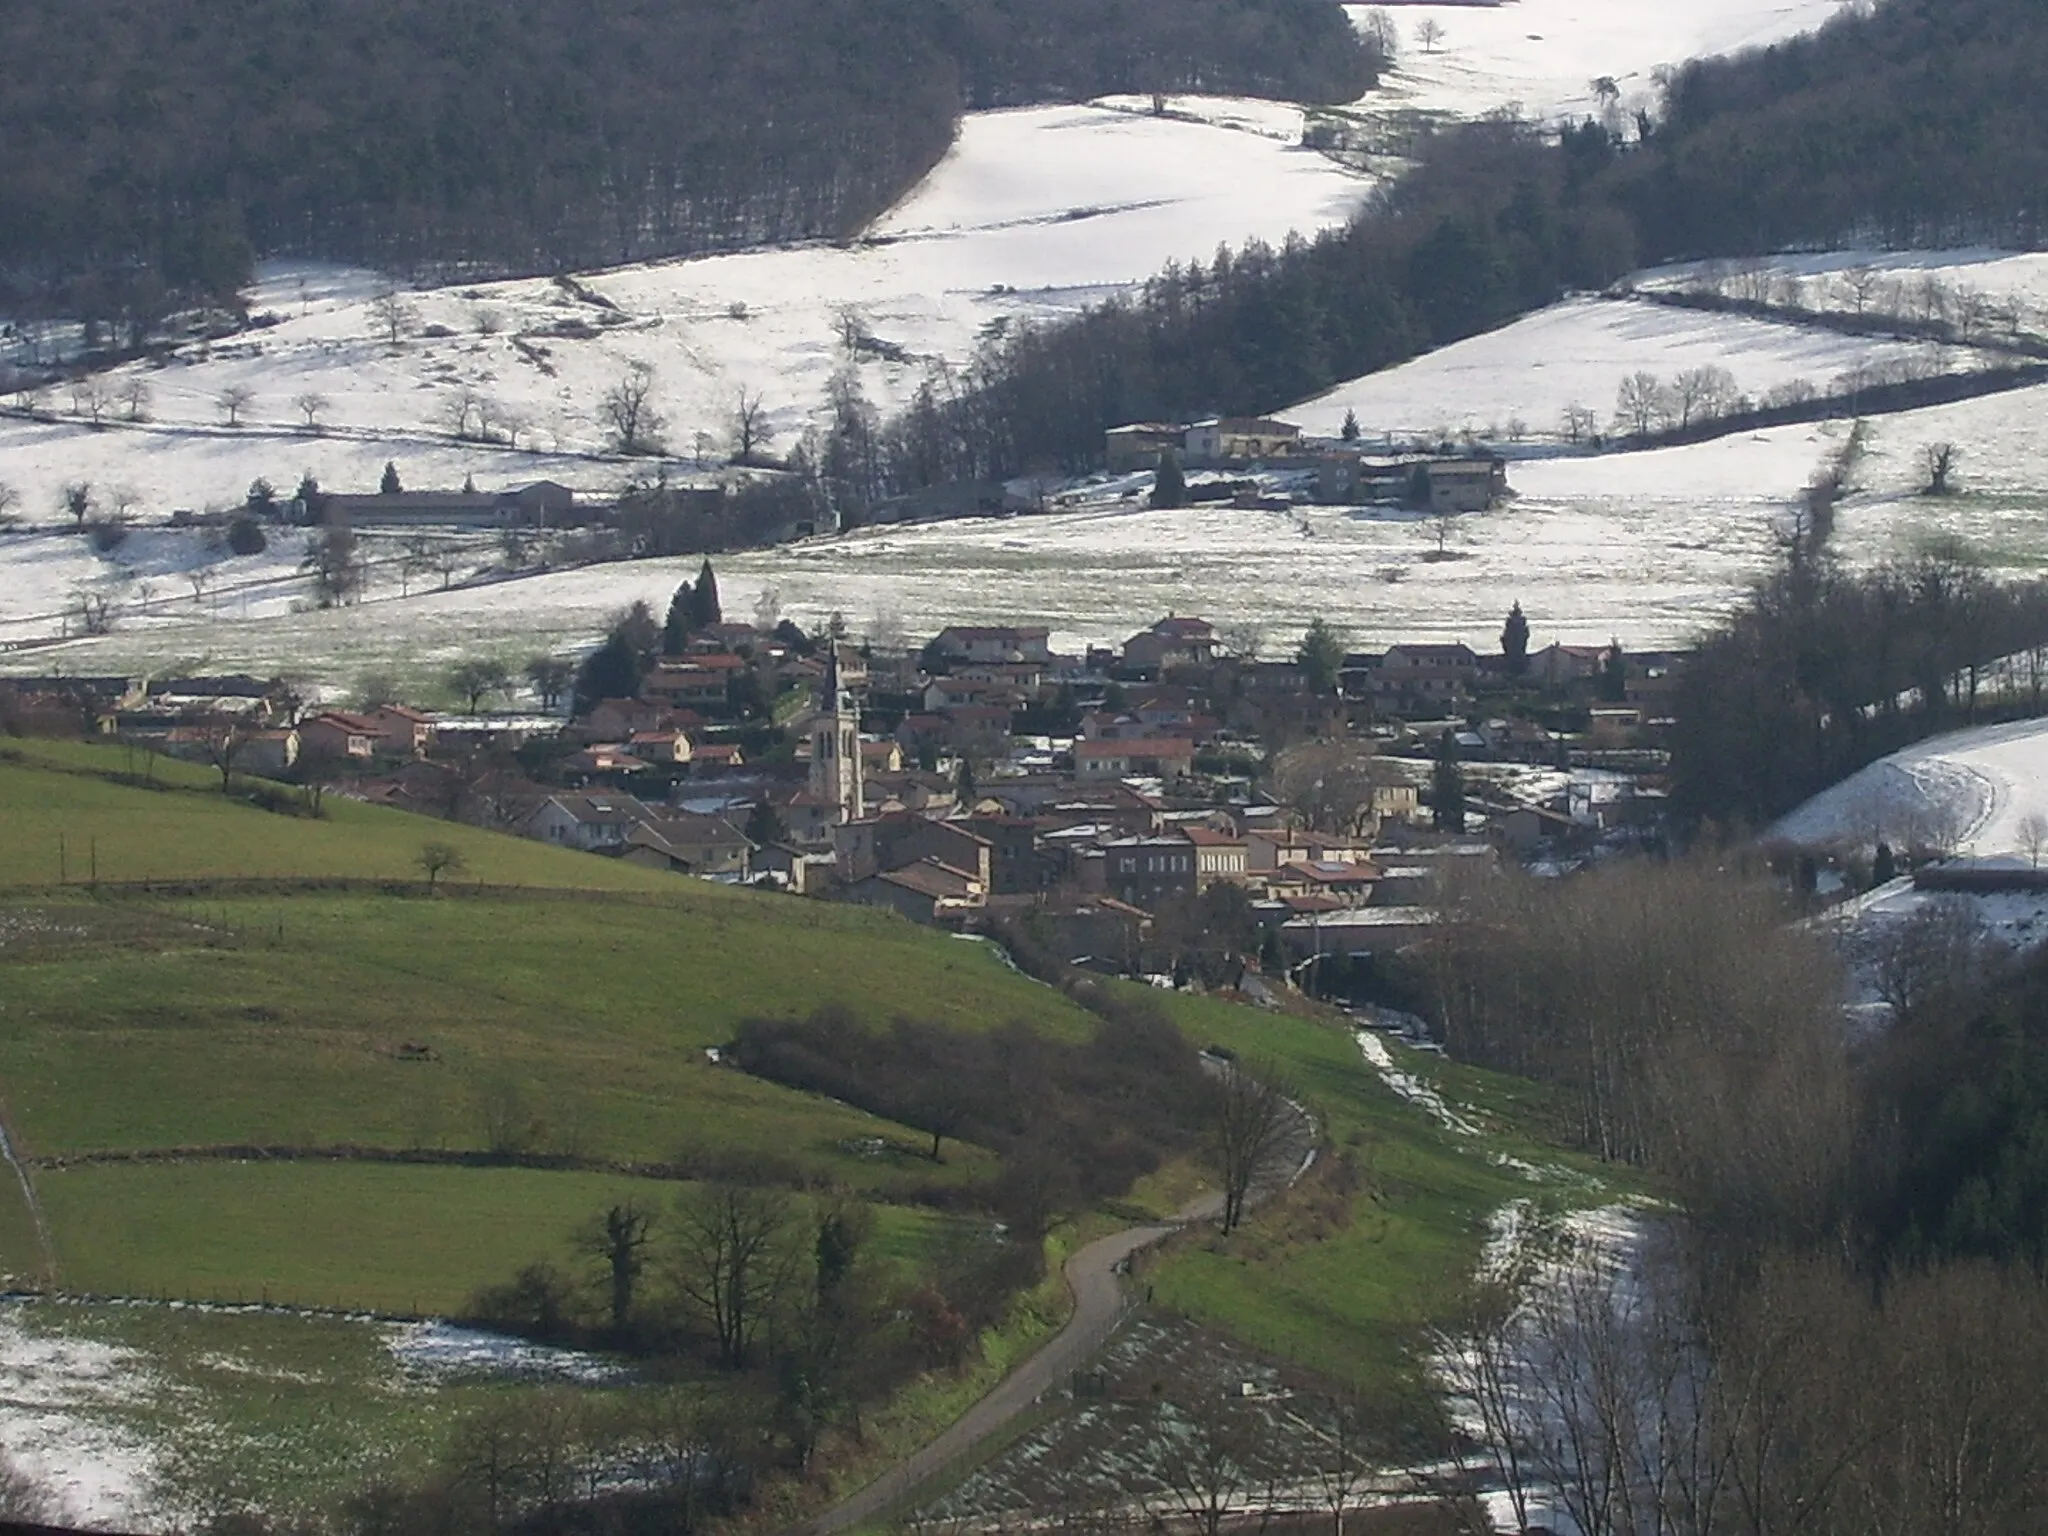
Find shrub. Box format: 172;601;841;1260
226;517;267;555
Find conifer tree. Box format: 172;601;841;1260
689;559;722;629
745;798;786;847
1297;617;1345;697
1431;730;1466;833
1150;447;1187;510
1601;639;1627;702
573;632;642;717
1501;601;1530;677
380;460;401;495
1341;409;1361;442
663;580;694;655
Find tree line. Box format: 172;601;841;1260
835;0;2048;489
1669;542;2048;831
0;0;1374;343
1423;854;2048;1533
729;1002;1215;1238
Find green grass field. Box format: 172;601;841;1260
1138;993;1630;1398
0;736;1605;1447
31;1161;952;1314
0;738;684;891
0;741;1098;1311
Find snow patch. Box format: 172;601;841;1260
0;1308;166;1530
385;1321;629;1384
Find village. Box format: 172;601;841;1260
1;583;1680;997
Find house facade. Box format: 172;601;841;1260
1183;417;1301;466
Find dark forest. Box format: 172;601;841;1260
0;0;1374;325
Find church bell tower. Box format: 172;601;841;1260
810;645;865;824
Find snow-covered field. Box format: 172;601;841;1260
1288;295;1985;443
0;105;1372;526
1640;248;2048;327
21;386;2048;686
1345;0;1855;128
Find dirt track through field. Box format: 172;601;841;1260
801;1085;1317;1536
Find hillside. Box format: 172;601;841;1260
0;739;1109;1306
864;0;2048;483
0;0;1373;328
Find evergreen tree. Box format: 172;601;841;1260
1601;639;1627;703
1149;448;1187;510
1873;841;1897;886
462;471;477;494
380;460;401;495
663;580;695;655
1431;730;1466;833
955;756;977;804
615;600;663;666
689;559;722;629
1501;601;1530;677
745;798;787;847
572;632;643;716
1340;409;1361;442
292;473;323;523
1297;617;1345;697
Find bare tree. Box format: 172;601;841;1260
216;384;256;427
1297;1388;1384;1536
1357;7;1399;61
599;361;665;454
1415;16;1445;52
294;391;330;431
1432;1268;1542;1535
117;377;153;422
1269;738;1381;838
1923;440;1960;495
2021;812;2048;870
1210;1059;1296;1233
441;385;488;441
1842;265;1883;315
1150;1391;1276;1536
525;655;575;713
1615;371;1668;437
1561;402;1598;444
70;377;113;427
669;1181;795;1370
448;657;514;714
1870;898;1989;1018
302;516;364;607
199;719;251;793
416;840;467;892
0;482;20;528
1670;365;1738;429
368;289;420;347
579;1202;655;1337
73;587;115;635
1219;619;1265;660
59;481;94;531
730;388;773;464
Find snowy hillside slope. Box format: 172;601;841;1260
1288;295;1985;443
1773;717;2048;858
1639;248;2048;319
0;106;1371;524
21;372;2048;687
1345;0;1855;127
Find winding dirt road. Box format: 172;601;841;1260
804;1194;1220;1536
803;1078;1319;1536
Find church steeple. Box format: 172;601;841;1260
810;644;864;824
